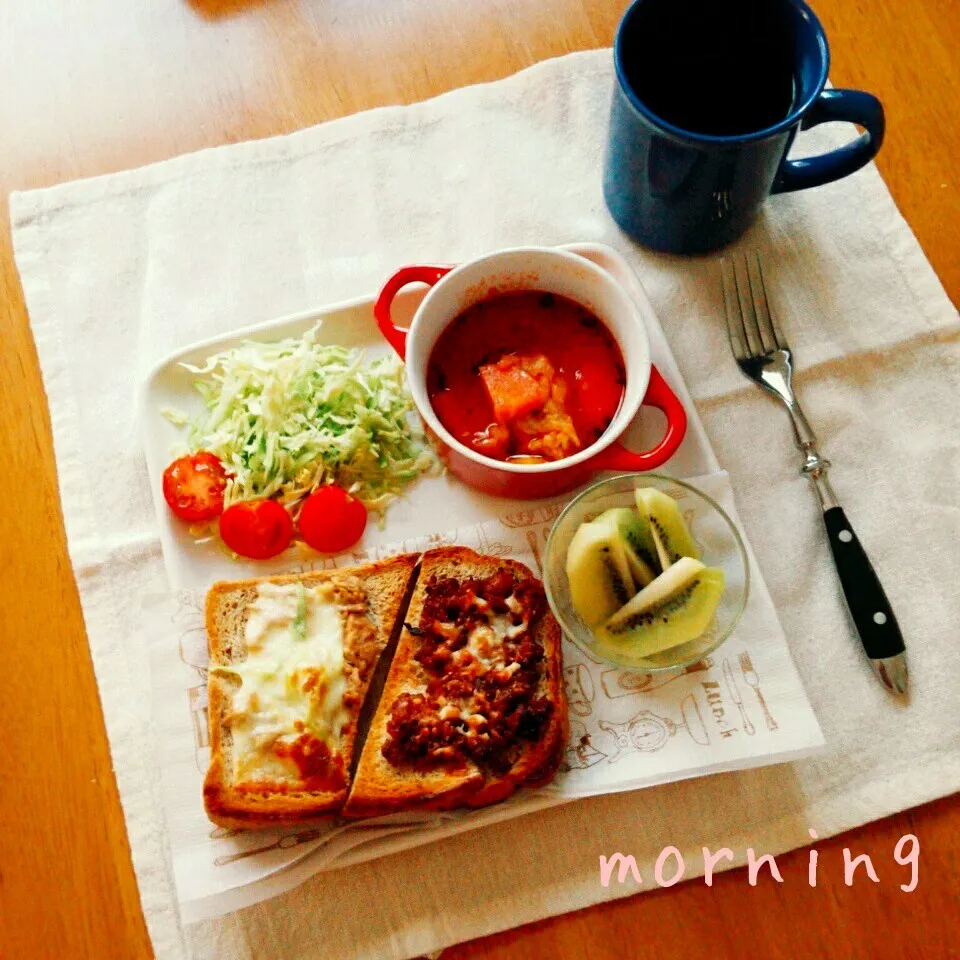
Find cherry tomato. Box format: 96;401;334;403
162;452;227;523
297;485;367;554
219;500;294;559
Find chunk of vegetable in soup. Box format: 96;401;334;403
426;292;626;462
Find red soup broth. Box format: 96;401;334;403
426;291;626;463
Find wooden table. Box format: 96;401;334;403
1;2;958;958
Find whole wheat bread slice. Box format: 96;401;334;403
343;547;567;817
203;554;417;829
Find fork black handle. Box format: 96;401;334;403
823;507;906;660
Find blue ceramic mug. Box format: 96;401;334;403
603;0;885;253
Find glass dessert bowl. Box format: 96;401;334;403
544;473;749;672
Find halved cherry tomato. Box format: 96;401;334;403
219;500;294;559
162;452;227;523
297;485;367;554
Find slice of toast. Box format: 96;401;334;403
203;554;417;829
343;547;567;817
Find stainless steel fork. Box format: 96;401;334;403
722;252;907;695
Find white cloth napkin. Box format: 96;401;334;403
10;50;960;960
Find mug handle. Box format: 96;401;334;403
587;366;688;472
374;264;454;359
772;89;885;194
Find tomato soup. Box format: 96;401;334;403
426;291;626;463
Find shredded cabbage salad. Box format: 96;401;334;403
168;325;436;513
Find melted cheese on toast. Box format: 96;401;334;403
218;581;349;784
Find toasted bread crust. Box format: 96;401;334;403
203;554;418;829
343;547;567;818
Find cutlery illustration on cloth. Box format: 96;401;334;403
740;651;778;731
599;659;713;699
723;658;755;735
213;815;463;868
214;830;325;867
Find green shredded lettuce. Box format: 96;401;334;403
170;324;436;512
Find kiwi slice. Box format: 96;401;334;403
596;557;725;658
634;488;700;568
624;547;657;590
606;556;705;625
565;512;637;626
593;507;658;587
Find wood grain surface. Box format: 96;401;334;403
0;2;957;959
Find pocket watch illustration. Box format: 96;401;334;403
598;693;709;762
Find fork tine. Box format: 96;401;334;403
720;257;746;360
745;252;775;354
750;252;789;352
721;259;747;361
732;255;766;358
